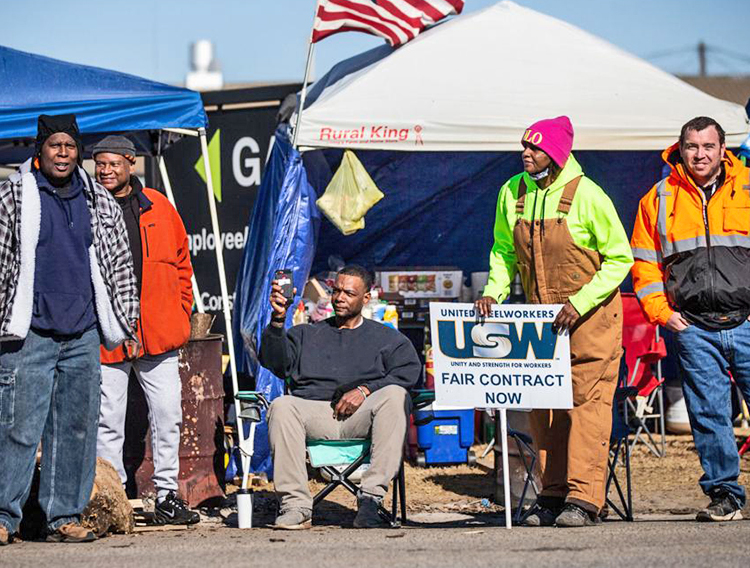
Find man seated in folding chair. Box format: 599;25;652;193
259;265;421;530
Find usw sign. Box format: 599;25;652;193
429;303;572;409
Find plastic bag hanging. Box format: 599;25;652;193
316;150;384;235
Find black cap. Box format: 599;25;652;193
35;114;83;165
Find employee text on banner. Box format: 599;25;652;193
429;303;573;409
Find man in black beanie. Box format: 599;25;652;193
0;114;139;545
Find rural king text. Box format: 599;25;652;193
319;125;410;143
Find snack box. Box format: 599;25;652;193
376;267;463;298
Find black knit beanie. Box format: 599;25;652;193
35;114;83;165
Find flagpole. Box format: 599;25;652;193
292;0;320;149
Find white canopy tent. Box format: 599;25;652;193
296;1;749;151
290;1;748;530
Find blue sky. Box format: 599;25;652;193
3;0;749;86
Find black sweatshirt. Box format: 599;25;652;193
259;317;421;401
115;176;144;294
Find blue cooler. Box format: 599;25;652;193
414;407;475;466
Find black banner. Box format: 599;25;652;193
154;85;299;340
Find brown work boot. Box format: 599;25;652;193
46;522;96;543
0;524;10;546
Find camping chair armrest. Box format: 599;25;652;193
236;391;269;407
411;389;435;410
411;389;435;426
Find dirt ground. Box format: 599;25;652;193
241;431;750;525
5;433;750;568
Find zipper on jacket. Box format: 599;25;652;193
138;314;148;356
139;223;155;353
701;193;717;312
143;224;153;257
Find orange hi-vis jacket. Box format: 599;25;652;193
631;143;750;330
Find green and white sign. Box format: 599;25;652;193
430;303;573;409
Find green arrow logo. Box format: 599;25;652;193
195;129;222;202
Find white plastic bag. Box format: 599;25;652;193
316;150;384;235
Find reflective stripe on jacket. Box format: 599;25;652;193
631;143;750;329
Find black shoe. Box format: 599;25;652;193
154;492;200;525
353;494;389;528
555;503;601;527
523;503;559;527
696;493;743;522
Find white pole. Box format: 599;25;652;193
198;127;245;459
500;408;512;529
241;422;257;491
291;0;320;148
158;155;205;313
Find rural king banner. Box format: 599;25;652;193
316;123;424;145
430;303;572;409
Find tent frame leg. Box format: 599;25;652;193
197;127;246;470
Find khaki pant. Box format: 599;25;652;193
268;385;410;511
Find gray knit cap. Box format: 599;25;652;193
92;135;137;163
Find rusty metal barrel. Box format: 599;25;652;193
123;335;225;507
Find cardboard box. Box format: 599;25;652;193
376;267;463;298
303;278;330;304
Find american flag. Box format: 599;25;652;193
312;0;464;47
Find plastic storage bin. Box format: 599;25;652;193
413;408;475;466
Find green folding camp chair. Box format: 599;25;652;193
235;389;435;528
306;389;435;527
308;438;405;527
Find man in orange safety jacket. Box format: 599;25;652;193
631;116;750;523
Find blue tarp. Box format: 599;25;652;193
0;45;206;142
304;148;665;291
233;126;320;475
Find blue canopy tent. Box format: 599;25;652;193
0;45;249;467
0;45;205;159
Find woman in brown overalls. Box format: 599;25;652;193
476;116;634;527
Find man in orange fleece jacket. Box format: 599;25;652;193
93;135;199;526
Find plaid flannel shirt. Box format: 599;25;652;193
0;161;138;342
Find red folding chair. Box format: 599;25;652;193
621;293;668;457
740;436;750;457
728;372;750;458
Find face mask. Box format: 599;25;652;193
530;168;549;181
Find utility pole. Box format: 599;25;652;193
698;41;707;77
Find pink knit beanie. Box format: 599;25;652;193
521;116;574;167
